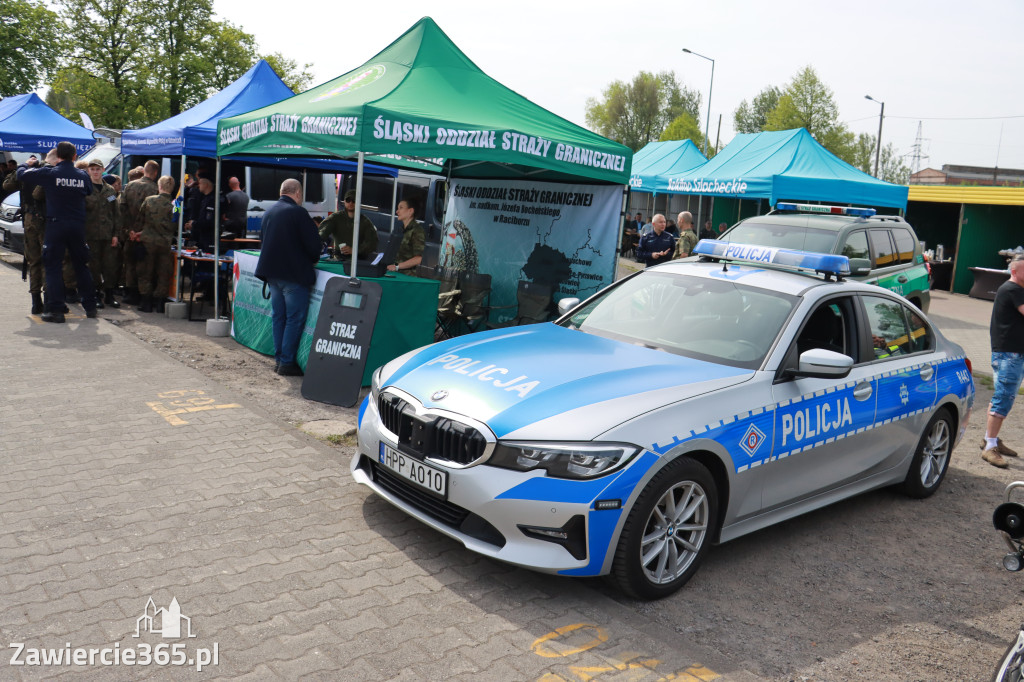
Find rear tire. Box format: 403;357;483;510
612;458;717;600
901;409;954;499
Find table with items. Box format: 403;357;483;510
230;251;439;385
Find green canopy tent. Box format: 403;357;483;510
216;16;631;277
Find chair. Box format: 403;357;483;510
189;250;234;321
424;266;460;340
453;272;491;334
488;281;553;328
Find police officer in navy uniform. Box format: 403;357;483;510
17;141;96;323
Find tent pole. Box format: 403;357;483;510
302;169;307;204
351;152;365;279
176;154;186;300
213;157;222;320
616;187;628;273
389;175;398;242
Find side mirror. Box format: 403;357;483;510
848;258;872;276
788;348;853;379
557;297;580;316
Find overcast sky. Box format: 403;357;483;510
213;0;1024;172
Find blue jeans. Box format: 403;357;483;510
991;352;1024;418
267;279;310;366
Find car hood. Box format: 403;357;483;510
380;324;754;438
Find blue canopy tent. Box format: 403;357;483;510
666;128;909;210
628;140;707;194
0;93;94;155
120;59;398;317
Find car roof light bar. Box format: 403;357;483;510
693;239;851;277
775;202;876;217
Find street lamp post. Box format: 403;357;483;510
865;95;885;178
683;48;714;157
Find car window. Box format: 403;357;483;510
863;295;922;359
722;220;837;253
905;307;935;353
562;271;796;369
840;231;869;260
869;229;896;268
892;228;917;265
795;298;856;359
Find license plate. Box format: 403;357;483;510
378;442;448;498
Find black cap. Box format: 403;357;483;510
102;174;118;185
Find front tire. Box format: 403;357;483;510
902;408;954;498
612;458;717;599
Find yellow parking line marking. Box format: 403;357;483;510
147;390;240;425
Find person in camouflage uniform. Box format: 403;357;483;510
119;160;159;305
83;158;121;308
386;196;426;273
673;210;698;259
136;175;176;313
3;153;51;314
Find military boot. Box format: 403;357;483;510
104;289;120;308
137;296;153;313
94;288;105;309
154;298;166;314
41;309;65;323
124;288;140;305
30;293;43;315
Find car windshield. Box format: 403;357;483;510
2;192;20;207
721;220;838;253
559;271;797;369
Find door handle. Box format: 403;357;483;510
853;382;873;401
897;274;909;283
920;364;934;381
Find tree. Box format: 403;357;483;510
585;70;701;152
262;52;314;93
0;0;63;96
853;132;910;184
659;112;706;151
765;66;855;163
733;86;780;134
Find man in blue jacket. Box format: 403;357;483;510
636;214;675;268
255;179;321;376
17;141;95;323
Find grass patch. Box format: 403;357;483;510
323;433;358;447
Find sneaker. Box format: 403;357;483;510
983;448;1009;468
276;363;304;377
982;438;1018;457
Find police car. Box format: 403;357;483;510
719;203;931;313
352;240;974;599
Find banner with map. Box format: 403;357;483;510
441;178;622;323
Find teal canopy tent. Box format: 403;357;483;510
628;140;707;194
666;129;908;210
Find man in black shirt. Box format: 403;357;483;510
223;176;249;235
982;256;1024;467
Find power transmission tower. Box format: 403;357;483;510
909;121;929;175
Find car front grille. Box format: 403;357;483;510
378;394;488;466
365;458;505;548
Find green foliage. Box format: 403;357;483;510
853;132;911;184
262;52;314;93
585;70;701;152
765;66;856;164
659;112;706;151
733;86;780;134
0;0;63;96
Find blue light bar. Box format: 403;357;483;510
693;239;851;276
775;202;876;217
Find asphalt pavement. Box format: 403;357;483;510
0;257;756;680
0;250;996;681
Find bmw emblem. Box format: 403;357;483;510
431;390;449;402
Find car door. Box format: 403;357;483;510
856;293;939;461
763;295;883;511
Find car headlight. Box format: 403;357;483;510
489;442;639;479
